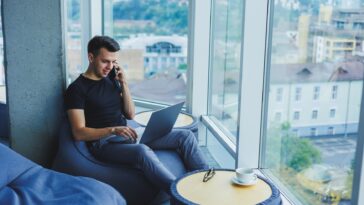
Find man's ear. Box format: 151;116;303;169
88;53;94;63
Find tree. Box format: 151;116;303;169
282;133;321;171
266;122;321;172
112;0;188;36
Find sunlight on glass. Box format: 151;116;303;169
104;0;189;104
264;1;364;204
66;0;82;85
208;0;243;139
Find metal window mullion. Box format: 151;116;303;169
188;0;211;142
90;0;102;37
80;0;91;70
352;79;364;205
236;0;268;169
201;116;236;157
80;0;101;70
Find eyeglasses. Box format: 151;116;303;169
203;168;215;182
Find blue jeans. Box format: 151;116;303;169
89;129;208;193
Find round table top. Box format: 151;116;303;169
171;169;281;205
134;110;195;127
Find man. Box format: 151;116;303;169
64;35;208;194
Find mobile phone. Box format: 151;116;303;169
108;67;122;91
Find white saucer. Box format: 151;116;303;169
231;176;258;186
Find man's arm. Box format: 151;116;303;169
67;109;137;141
117;67;135;119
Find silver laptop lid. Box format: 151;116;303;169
139;101;184;144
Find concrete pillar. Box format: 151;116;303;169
2;0;64;166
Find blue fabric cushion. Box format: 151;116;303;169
0;144;126;205
53;119;187;205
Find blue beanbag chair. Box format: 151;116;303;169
52;120;187;205
0;144;126;205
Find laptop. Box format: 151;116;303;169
133;101;184;144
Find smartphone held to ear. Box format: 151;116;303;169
108;67;122;91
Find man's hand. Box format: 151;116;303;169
115;66;127;84
112;126;137;141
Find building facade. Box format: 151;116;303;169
268;61;363;137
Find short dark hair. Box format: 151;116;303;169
87;35;120;56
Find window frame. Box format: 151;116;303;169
81;1;364;204
353;82;364;204
329;108;336;118
275;87;283;102
332;84;338;100
313;85;320;100
293;111;300;121
312;109;318;119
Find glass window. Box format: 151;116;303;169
295;87;301;101
206;130;235;169
330;108;336;118
65;0;82;85
264;2;363;204
275;112;282;122
276;87;283;102
312;110;318;119
103;0;189;104
332;85;338;100
313;86;320;100
208;0;243;139
293;111;300;120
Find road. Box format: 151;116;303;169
308;134;357;168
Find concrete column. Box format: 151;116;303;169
2;0;64;166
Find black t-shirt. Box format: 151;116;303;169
64;74;126;128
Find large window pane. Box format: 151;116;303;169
103;0;189;105
264;2;364;204
208;0;243;139
206;130;235;168
65;0;82;85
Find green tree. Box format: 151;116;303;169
113;0;188;36
266;122;321;172
282;134;321;171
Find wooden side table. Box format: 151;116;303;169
171;169;281;205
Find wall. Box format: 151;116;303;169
2;0;64;166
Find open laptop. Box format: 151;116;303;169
133;101;184;144
105;102;184;144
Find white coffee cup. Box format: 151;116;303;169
235;168;257;183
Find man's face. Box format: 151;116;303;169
88;47;117;78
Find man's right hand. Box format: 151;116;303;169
112;126;137;141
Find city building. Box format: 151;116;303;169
2;1;364;204
312;6;364;62
268;60;364;137
120;35;187;80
